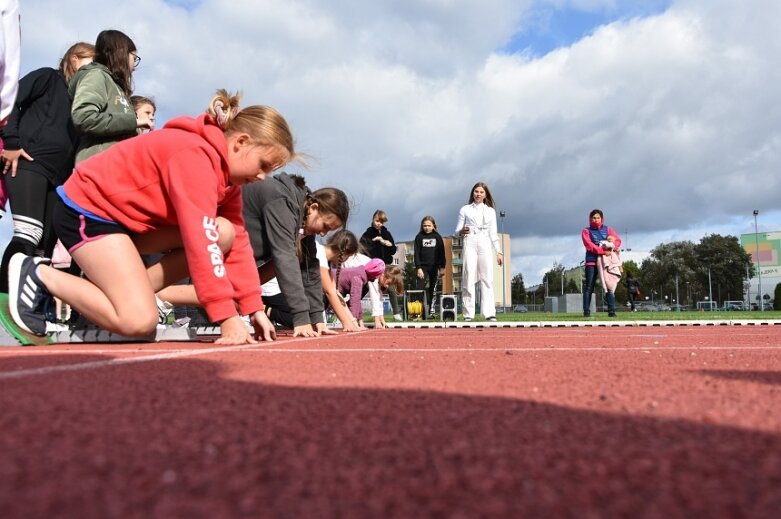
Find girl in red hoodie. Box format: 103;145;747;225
6;89;296;345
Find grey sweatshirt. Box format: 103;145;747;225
242;173;324;327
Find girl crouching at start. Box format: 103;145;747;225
7;89;296;344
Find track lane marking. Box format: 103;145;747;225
2;343;780;381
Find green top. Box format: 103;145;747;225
68;62;137;163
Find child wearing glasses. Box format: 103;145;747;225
69;29;152;163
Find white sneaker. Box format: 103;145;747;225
156;296;174;325
393;313;403;322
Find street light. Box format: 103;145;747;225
499;210;506;313
753;210;763;312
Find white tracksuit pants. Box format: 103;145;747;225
461;233;496;319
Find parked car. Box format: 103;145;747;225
723;301;747;311
636;302;661;311
513;305;529;313
668;304;689;311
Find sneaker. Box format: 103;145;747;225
8;254;53;336
463;317;472;322
486;316;497;322
393;313;403;322
156;296;174;325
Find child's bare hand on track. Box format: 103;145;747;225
315;322;338;335
251;311;276;342
293;324;320;337
216;315;257;345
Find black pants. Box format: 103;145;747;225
262;293;294;329
0;170;59;292
416;266;439;314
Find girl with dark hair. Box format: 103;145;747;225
455;181;503;321
260;229;363;333
69;29;152;163
241;174;349;337
0;41;94;292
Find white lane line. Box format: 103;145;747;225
2;343;780;381
0;335;328;380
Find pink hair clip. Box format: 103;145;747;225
214;100;228;126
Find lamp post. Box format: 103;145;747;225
499;210;506;313
753;210;763;312
708;267;713;308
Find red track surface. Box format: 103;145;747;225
1;327;780;518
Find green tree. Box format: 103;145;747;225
693;234;752;304
774;283;781;311
511;273;526;304
640;241;698;305
542;262;566;296
402;260;417;291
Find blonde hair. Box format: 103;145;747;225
382;265;404;295
207;89;297;162
60;42;94;83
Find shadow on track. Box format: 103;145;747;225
0;356;779;518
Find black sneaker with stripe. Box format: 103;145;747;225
8;253;54;336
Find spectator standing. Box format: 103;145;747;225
0;42;94;292
359;209;401;320
0;0;20;131
69;29;151;163
131;95;155;132
581;209;622;317
414;215;445;319
455;182;503;321
624;270;640;312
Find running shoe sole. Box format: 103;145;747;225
8;254;48;336
0;293;51;346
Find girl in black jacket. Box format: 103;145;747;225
0;42;94;292
414;215;446;318
359;209;402;320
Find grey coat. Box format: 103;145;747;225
242;173;324;327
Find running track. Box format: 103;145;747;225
1;326;780;518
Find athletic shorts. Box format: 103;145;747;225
53;199;129;253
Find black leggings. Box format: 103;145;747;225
416;266;440;313
0;170;59;292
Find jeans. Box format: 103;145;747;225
583;264;597;315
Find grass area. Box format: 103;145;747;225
488;310;781;321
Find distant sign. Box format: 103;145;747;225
741;232;781;269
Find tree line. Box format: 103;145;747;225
512;233;759;308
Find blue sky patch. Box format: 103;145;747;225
504;0;672;57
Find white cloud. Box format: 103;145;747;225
4;0;781;285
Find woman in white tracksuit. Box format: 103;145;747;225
455;182;503;321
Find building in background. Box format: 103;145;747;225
741;231;781;304
394;233;511;310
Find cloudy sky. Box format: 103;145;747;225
4;0;781;284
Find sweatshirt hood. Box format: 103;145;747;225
164;114;229;168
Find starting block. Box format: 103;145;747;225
0;290;230;346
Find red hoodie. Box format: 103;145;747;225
62;114;262;322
